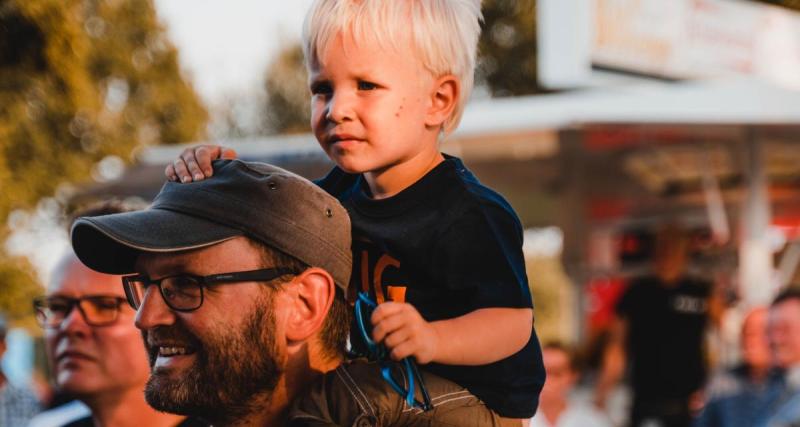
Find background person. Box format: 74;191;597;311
763;289;800;425
694;307;783;427
31;201;194;427
532;342;611;427
0;312;41;426
594;223;723;427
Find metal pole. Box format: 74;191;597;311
739;130;774;306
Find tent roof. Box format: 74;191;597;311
138;76;800;166
457;76;800;136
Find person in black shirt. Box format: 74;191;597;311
595;224;723;427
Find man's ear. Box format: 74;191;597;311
285;268;335;343
424;74;459;129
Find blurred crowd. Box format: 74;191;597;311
0;217;797;427
532;225;800;427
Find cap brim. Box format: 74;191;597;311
71;208;243;274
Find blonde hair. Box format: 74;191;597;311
302;0;482;136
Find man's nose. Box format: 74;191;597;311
60;304;90;336
135;285;177;330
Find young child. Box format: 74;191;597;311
168;1;544;425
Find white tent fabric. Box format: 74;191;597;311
141;77;800;165
456;77;800;135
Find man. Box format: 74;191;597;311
694;307;784;427
532;342;610;427
33;248;192;427
0;312;41;426
764;288;800;425
70;160;352;427
594;224;723;427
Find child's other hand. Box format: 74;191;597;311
371;302;439;364
165;144;238;183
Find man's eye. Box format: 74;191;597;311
310;82;332;95
170;276;200;288
91;298;120;310
49;302;71;314
357;81;377;91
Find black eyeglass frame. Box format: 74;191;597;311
33;295;128;328
122;267;297;312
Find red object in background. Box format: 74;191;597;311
585;277;627;333
773;216;800;241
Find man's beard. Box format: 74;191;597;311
143;293;283;422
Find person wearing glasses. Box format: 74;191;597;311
31;201;202;427
33;250;200;427
70;160;353;427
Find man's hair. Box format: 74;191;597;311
772;288;800;308
250;239;350;361
302;0;482;135
542;341;580;372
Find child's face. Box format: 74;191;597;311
308;33;438;175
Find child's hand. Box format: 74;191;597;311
371;302;440;364
165;145;238;183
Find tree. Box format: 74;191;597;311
261;44;310;135
755;0;800;11
478;0;541;97
0;0;208;327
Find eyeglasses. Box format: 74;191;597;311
122;267;296;312
354;292;432;411
33;295;128;328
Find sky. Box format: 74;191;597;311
5;1;317;297
153;0;315;104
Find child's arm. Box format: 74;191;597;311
165;145;237;182
371;302;532;365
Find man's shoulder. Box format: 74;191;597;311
28;401;91;427
0;382;40;411
60;416;94;427
768;384;800;426
703;366;749;400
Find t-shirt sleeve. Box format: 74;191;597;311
431;202;532;310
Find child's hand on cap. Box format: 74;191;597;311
165;144;238;183
371;301;440;364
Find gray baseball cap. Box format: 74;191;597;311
71;160;352;291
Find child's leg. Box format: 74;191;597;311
289;360;517;427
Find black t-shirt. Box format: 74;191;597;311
616;275;711;399
316;155;545;418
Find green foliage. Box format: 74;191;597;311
0;0;207;223
754;0;800;11
262;44;310;134
0;255;42;332
0;0;208;327
478;0;541;97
